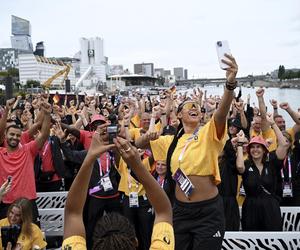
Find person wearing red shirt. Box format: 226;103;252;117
0;98;44;147
0;102;51;224
61;114;107;150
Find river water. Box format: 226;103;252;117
183;86;300;129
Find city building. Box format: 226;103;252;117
107;74;157;90
154;68;164;78
109;65;124;75
0;48;24;71
34;41;45;57
77;37;106;89
173;67;184;80
18;53;75;88
11;15;33;52
164;70;171;77
134;63;154;76
184;69;188;80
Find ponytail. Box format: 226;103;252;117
165;120;184;198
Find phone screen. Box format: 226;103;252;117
216;40;231;70
107;125;118;144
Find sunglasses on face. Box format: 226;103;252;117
181;102;201;111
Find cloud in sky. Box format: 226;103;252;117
0;0;299;77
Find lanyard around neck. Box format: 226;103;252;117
178;126;200;163
282;155;292;180
127;169;139;190
97;152;110;177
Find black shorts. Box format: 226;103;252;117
173;194;225;250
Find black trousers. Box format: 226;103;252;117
36;180;63;192
0;199;40;227
173;195;225;250
84;195;122;250
122;195;154;250
222;196;240;231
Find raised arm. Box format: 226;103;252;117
61;122;80;139
0;179;11;203
64;124;114;239
270;99;279;116
256;88;270;132
235;100;248;129
115;137;172;225
35;102;51;150
266;113;289;160
53;123;87;164
236;130;247;174
214;54;238;139
122;113;132;141
0;98;15;144
27;109;44;138
135;131;159;149
280;102;300;126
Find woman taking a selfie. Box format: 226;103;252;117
0;198;47;250
136;54;238;249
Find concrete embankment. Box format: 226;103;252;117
244;80;300;89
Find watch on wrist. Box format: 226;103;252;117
225;80;238;91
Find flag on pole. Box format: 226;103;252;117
53;94;60;104
170;85;176;93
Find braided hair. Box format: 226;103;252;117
92;213;137;250
165;101;188;199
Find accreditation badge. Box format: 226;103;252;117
173;168;194;198
282;181;293;198
100;173;113;192
129;192;139;208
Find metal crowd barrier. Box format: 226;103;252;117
223;232;300;250
37;192;300;245
37;192;67;237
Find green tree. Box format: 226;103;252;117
283;70;297;79
278;65;285;80
157;76;165;86
7;67;19;77
26;80;40;88
0;71;8;77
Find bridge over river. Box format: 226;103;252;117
176;76;300;89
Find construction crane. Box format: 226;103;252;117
42;64;71;89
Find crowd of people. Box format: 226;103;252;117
0;53;299;249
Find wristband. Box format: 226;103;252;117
124;125;129;127
161;113;166;116
274;107;278;110
225;81;238;91
237;142;244;147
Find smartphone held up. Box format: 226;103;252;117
107;113;119;144
216;40;231;70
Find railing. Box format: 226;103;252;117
36;191;68;209
37;192;67;237
37;191;300;246
223;232;300;250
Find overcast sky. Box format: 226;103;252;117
1;0;299;78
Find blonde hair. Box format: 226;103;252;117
8;198;33;237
